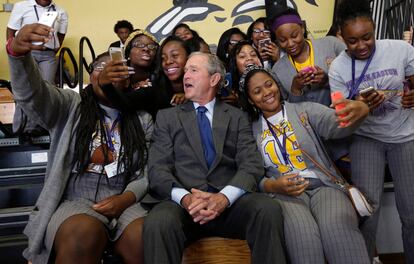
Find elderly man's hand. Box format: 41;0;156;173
181;190;210;217
190;189;229;225
11;24;52;54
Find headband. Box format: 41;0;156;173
239;65;272;93
124;29;158;49
271;14;303;31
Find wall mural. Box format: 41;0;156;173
145;0;324;41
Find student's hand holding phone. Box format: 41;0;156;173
402;89;414;108
97;60;134;91
309;66;328;86
331;97;369;128
356;88;385;109
259;41;279;62
10;24;53;55
401;78;414;108
265;173;309;196
267;42;280;62
291;69;313;95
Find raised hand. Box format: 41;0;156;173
11;23;53;54
97;60;134;89
332;98;369;127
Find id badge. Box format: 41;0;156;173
104;161;123;178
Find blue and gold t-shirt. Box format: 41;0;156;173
260;109;318;179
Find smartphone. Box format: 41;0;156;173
32;11;59;45
258;38;271;48
359;86;377;98
300;66;315;74
403;79;413;93
288;175;306;185
109;47;125;62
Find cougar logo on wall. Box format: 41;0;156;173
145;0;315;40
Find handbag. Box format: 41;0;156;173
347;185;374;217
265;119;374;217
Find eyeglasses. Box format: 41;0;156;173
88;61;106;73
132;42;158;50
252;29;271;35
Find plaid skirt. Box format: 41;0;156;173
44;172;147;254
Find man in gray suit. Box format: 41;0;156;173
143;52;286;264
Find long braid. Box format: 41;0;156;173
74;85;100;174
73;84;148;193
118;111;148;187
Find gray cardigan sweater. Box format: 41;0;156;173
272;36;346;106
252;102;359;192
8;54;153;263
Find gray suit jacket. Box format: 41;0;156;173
8;54;153;263
251;102;360;192
272;36;346;106
147;100;264;201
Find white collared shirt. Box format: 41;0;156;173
7;0;68;49
193;98;216;127
171;98;246;207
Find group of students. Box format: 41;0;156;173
5;0;414;263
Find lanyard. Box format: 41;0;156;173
264;108;290;165
103;113;121;152
288;40;314;73
348;48;375;99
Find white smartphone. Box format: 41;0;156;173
109;47;125;62
33;11;59;45
359;86;377;98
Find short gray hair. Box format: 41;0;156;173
188;52;226;89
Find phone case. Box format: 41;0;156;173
259;38;271;47
300;66;315;73
359;86;376;96
331;91;348;127
109;47;124;61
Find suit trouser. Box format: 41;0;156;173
350;135;414;263
31;50;57;84
274;186;369;264
143;193;286;264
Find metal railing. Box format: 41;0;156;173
78;36;96;90
372;0;413;40
58;47;78;89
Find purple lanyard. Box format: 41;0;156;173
348;48;375;99
264;108;289;165
103;113;121;152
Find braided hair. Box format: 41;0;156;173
74;53;148;193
